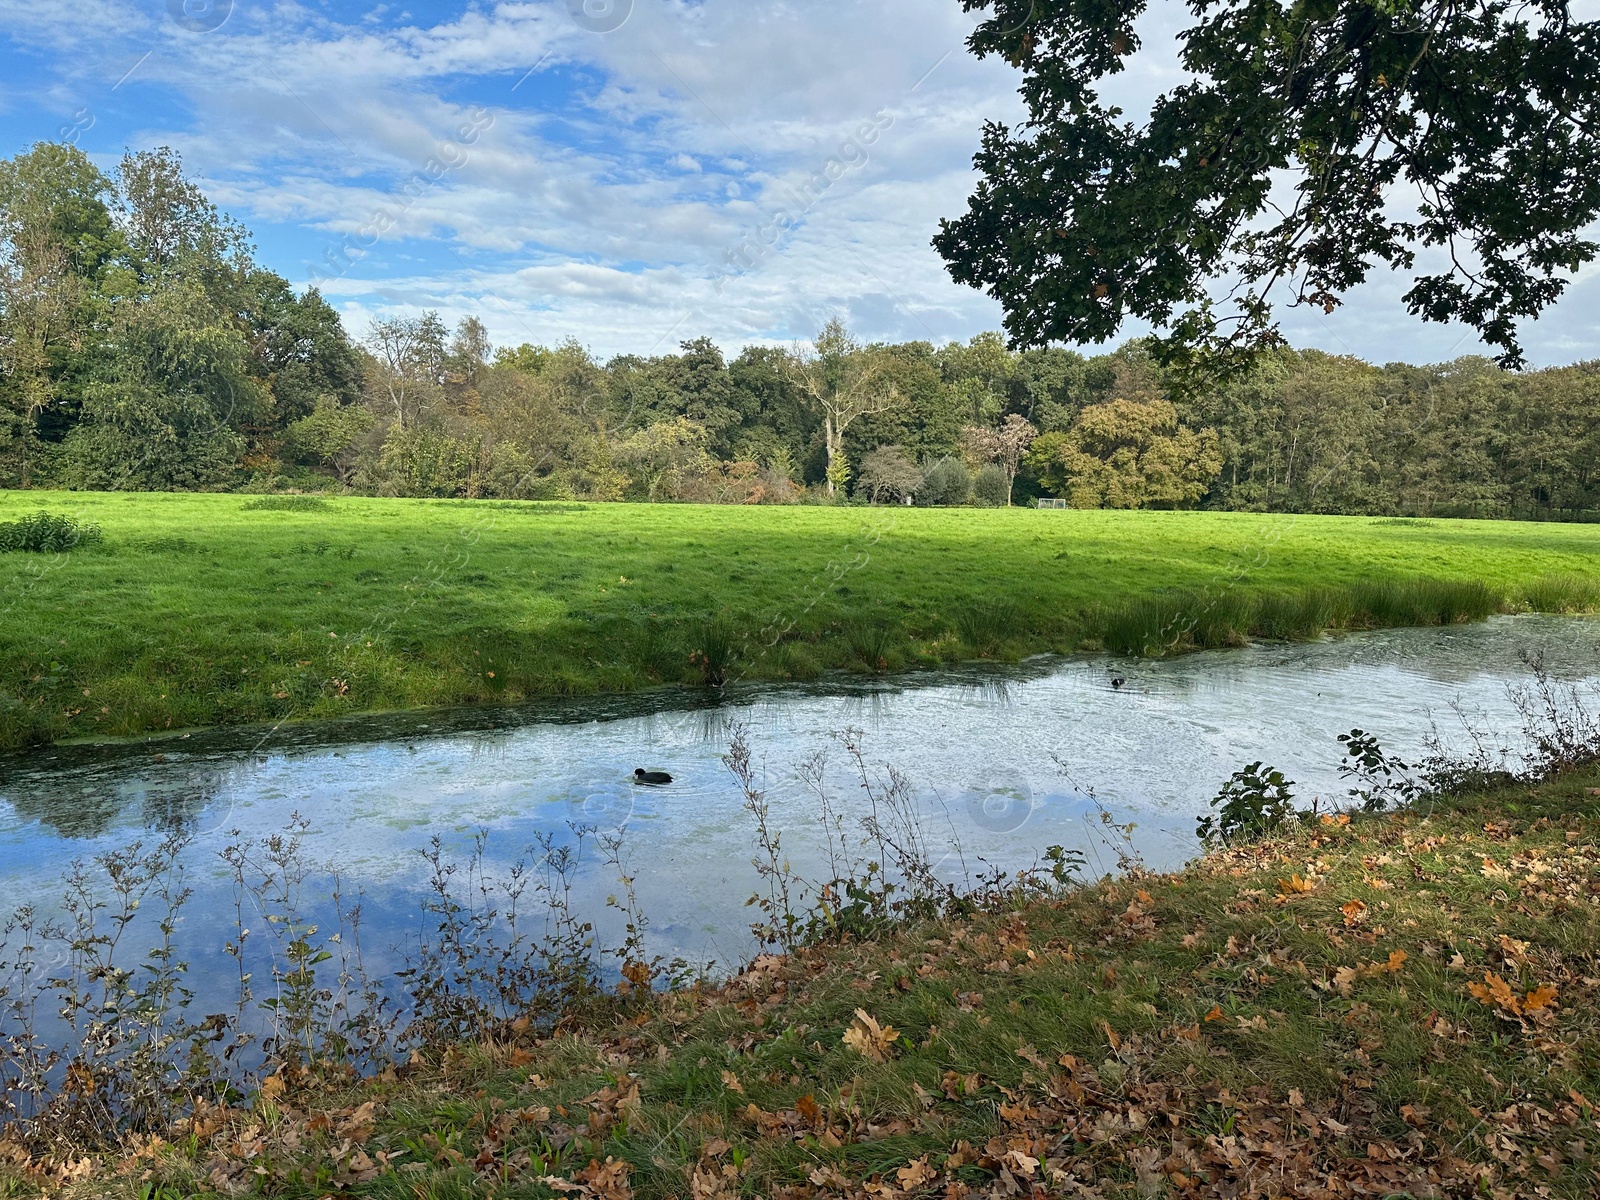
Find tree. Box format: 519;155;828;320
788;318;902;494
936;1;1600;371
855;444;923;504
0;144;118;485
365;312;447;430
613;417;713;501
960;413;1037;505
446;316;492;390
1026;399;1221;509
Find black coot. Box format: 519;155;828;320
634;768;673;785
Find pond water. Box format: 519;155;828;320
2;615;1598;989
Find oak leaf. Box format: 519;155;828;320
842;1008;900;1062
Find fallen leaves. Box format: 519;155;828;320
1328;950;1408;997
1468;971;1559;1021
842;1008;901;1063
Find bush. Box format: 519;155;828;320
972;463;1010;506
0;511;103;553
1197;761;1295;845
918;457;971;506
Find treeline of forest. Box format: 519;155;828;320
3;143;1598;517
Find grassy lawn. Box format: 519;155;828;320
2;490;1599;750
11;764;1599;1198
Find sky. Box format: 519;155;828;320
0;0;1595;366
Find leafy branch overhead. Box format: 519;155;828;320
936;0;1600;369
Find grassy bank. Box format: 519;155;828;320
2;491;1599;750
6;764;1598;1198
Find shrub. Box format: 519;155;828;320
0;511;103;553
917;457;971;506
1197;762;1295;845
972;463;1011;506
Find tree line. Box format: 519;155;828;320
2;143;1596;518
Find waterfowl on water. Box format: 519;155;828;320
1110;673;1127;689
634;768;673;785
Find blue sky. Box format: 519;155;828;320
2;0;1596;365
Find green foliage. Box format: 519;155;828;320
0;142;363;493
281;401;372;470
687;616;736;687
1026;397;1221;508
917;457;970;506
844;618;896;671
971;463;1010;506
373;426;475;497
954;598;1020;656
1197;761;1295;846
1095;576;1505;657
1520;574;1600;614
854;445;921;504
939;0;1600;370
0;510;101;552
1338;728;1421;813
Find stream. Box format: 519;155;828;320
2;614;1598;986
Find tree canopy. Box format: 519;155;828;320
3;142;1599;519
935;0;1600;371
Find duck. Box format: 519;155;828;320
1110;673;1127;689
634;768;673;785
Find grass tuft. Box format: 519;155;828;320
844;618;896;672
1520;573;1600;614
687;616;737;686
240;495;333;512
953;599;1021;656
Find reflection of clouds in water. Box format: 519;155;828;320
2;616;1598;972
955;767;1034;835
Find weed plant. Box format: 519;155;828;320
0;513;100;553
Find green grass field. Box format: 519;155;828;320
2;490;1599;750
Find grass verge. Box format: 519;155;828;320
8;766;1599;1198
3;491;1599;750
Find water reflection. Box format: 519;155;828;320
0;615;1595;976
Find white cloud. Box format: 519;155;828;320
0;0;1594;364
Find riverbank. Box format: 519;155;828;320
7;763;1598;1198
3;491;1600;751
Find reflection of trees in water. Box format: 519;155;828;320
2;764;225;839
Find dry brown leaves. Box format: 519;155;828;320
1468;971;1560;1022
841;1009;901;1063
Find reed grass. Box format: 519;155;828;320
1519;573;1600;614
953;599;1022;656
1093;576;1553;658
844;619;897;672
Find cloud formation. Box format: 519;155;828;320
0;0;1593;365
